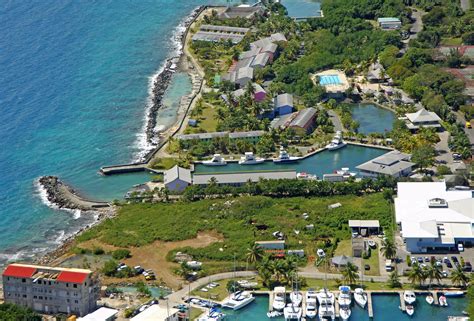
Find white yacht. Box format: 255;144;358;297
272;287;286;312
336;167;356;178
318;298;335;320
326;131;347;151
202;154;226;166
406;304;415;316
305;296;317;319
283;303;303;321
238;152;265;165
221;291;255;310
338;286;351;306
273;147;301;163
404;291;416;305
339;306;351;321
290;291;303;307
354;288;367;308
197;308;226;321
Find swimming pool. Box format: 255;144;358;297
319;74;342;85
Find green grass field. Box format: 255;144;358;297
363;247;381;276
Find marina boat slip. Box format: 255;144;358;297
354;288;368;308
222;291;255;310
339;306;351;321
202;154;226;166
326;131;347;151
316;289;335;304
338;286;352;306
273;147;301;163
426;293;434;305
272;287;286;311
283;303;303;321
290;291;303;307
239;152;265;165
318;297;336;320
305;298;317;319
403;291;416;305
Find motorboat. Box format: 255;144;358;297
283;303;303;320
202;154;226;166
238;152;264;165
404;291;416;305
339;306;351;321
306;289;318;301
335;167;356;178
338;286;351;307
290;291;303;307
272;287;286;311
197;308;226;321
406;304;414;316
444;291;464;297
354;288;367;308
296;172;317;180
316;289;335;304
318;298;335;320
305;298;317;319
273;147;301;163
326;131;346;151
439;295;448;306
221;291;255;310
186;261;202;269
367;240;376;249
425;293;434;305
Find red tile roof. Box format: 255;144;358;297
3;265;37;278
56;271;89;284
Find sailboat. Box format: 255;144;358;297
290;275;303;307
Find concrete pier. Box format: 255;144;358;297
335;299;340;318
399;292;406;312
100;163;164;175
432;291;439;305
367;292;374;318
302;291;307;318
268;291;274;311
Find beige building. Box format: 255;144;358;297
2;263;100;317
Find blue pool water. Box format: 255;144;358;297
0;0;246;266
221;294;468;320
194;144;388;178
319;75;342;85
350;103;396;135
281;0;322;18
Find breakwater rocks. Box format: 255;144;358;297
38;176;110;211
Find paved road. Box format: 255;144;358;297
327;109;343;132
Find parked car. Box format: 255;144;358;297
443;257;449;263
441;271;449;278
457;243;464;252
463;262;472;272
446;261;453;268
365;264;371;271
424;256;430;262
317;249;326;258
451;256;459;263
417;257;424;263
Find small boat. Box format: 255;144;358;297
326;131;347;151
367;240;376;249
305;298;317;319
197;308;226;321
290;291;303;307
444;291;464;297
354;288;367;308
339;306;351;321
406;304;414;316
273;147;301;163
283;303;303;320
202;154;227;166
316;288;335;304
439;295;448;307
335;167;357;177
338;286;351;307
238;152;265;165
425;293;434;305
296;172;317;180
403;291;416;305
236;280;258;289
272;287;286;312
221;291;255;310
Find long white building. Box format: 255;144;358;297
395;182;473;253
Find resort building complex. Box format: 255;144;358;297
217;5;264;20
2;264;100;317
192;25;249;44
395;182;474;253
356;150;414;178
270;107;317;134
163;165;193;192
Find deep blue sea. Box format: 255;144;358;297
0;0;255;265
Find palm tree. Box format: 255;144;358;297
388;270;402;288
246;243;265;268
341;262;359;285
407;262;426;287
380;239;397;260
450;265;469;288
425;260;443;287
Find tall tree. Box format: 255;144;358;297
246;243;265;268
407;262;426;287
425;260;443;287
341;262;360;285
380;239;397;260
450;265;469;288
411;145;436;172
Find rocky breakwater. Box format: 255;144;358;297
38;176;111;211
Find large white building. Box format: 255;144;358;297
395;182;473;253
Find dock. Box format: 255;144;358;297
399;292;406;312
432;291;439;305
302;291;307;318
100;163;163;175
268;291;274;311
334;299;340;318
367;292;374;318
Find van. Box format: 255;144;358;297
385;259;393;272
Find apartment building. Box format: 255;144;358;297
2;263;100;317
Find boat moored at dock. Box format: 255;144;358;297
221;291;255;310
403;291;416;305
283;303;303;320
439;295;448;307
339;306;351;321
305;297;318;319
202;154;227;166
426;293;434;305
326;131;347;151
239;152;265;165
272;287;286;312
338;286;352;306
273;147;301;163
354;288;367;308
406;304;415;316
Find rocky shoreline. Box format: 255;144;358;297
142;6;204;161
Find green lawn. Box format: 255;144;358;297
440;37;463;46
192;104;218;133
149;157;179;170
334;240;352;256
363;247;381;276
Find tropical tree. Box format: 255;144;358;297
387;270;402;288
380;239;397;260
177;262;191;280
425;260;443;287
407;262;426;287
341;262;359;285
450;265;469;288
246;243;265;268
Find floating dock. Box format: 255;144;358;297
367;292;374;318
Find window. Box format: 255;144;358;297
73;284;77;288
49;281;52;285
22;279;26;283
22;295;27;298
66;283;69;287
67;299;70;303
38;280;42;284
33;296;37;299
74;300;78;304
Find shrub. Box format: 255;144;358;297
436;165;452;176
92;247;105;255
102;259;118;277
112;249;131;260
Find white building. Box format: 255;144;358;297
356;151;414;178
131;304;180;321
78;307;118;321
395;182;473;253
403;108;442;131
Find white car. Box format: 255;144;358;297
317;249;326;258
458;243;464;252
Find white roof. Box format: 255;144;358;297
348;220;380;228
406;108;441;123
131;305;179;321
78;307;119;321
395;182;473;239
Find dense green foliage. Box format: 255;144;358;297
77;194;392;261
112;249;131;260
468;280;474;316
0;303;41;321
